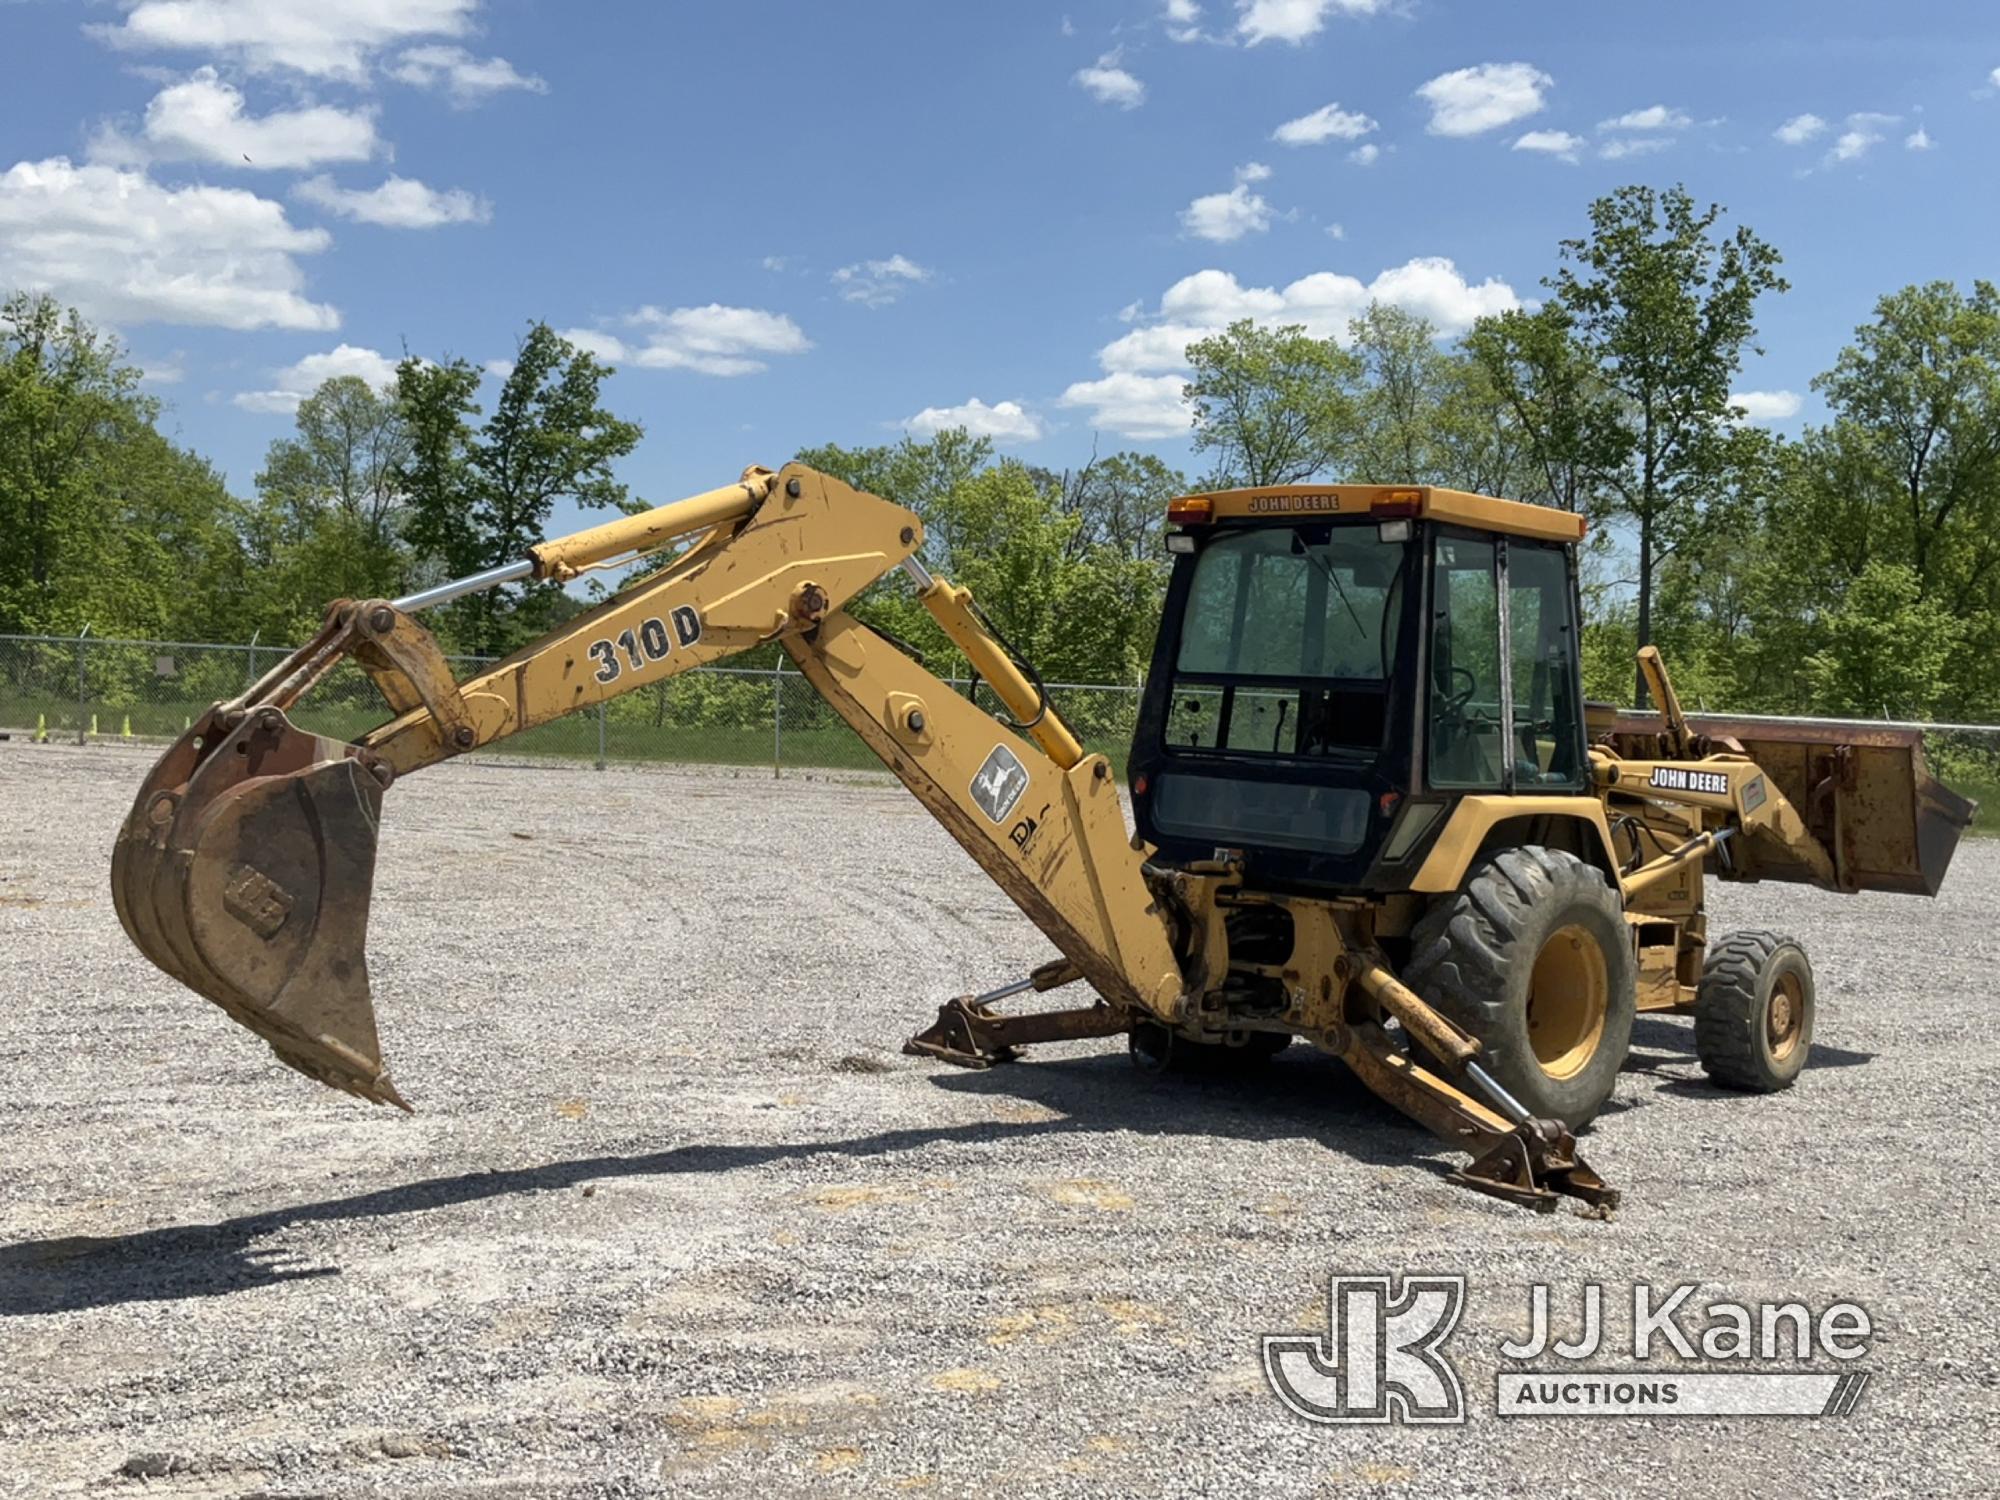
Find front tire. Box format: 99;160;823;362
1695;930;1814;1092
1403;845;1636;1126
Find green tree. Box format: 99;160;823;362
796;432;1171;688
1184;319;1363;486
250;375;414;615
1463;302;1625;515
1812;280;2000;608
1803;562;1962;719
0;294;149;632
1345;302;1532;496
398;323;642;655
0;293;250;641
1040;448;1183;564
1546;185;1787;703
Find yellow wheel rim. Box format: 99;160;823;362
1768;970;1805;1061
1526;923;1609;1080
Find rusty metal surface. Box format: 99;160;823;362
111;707;405;1107
904;995;1130;1069
1599;710;1976;897
1451;1118;1620;1213
1337;1023;1618;1211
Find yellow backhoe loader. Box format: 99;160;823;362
110;465;1975;1212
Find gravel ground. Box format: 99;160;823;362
2;740;1996;1499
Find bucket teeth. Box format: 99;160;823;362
112;709;407;1108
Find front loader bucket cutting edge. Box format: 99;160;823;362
111;706;408;1109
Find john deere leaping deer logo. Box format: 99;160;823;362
971;744;1029;824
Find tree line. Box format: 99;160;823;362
4;181;1997;719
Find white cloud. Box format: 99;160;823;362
1097;259;1521;372
1058;373;1191;439
387;45;547;105
294;174;490;227
1272;102;1377;146
1348;142;1380;166
1063;257;1519;439
1827;111;1899;164
1513;129;1585;163
1235;0;1386;46
1774;113;1826;145
1180;163;1274;242
557;327;627;362
138;356;186;387
1163;0;1207;42
1325;222;1345;239
1074;48;1145;108
1599;136;1673;160
0;157;335;330
1991;66;2000;87
902;397;1044;444
1597;104;1692;132
1416;62;1553;137
565;305;812;376
93;68;377;170
1905;127;1934;150
831;254;931;308
234;342;397;413
1730;389;1802;423
91;0;480;81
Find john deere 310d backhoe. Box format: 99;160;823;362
111;464;1975;1211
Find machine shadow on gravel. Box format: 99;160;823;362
1619;1015;1876;1089
0;1048;1453;1318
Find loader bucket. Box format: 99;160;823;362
1596;710;1977;896
111;706;407;1108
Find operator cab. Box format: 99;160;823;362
1129;485;1590;893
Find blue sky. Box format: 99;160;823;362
3;0;1997;538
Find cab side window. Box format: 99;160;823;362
1507;541;1586;787
1428;536;1504;788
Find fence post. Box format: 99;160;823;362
74;626;90;746
595;699;607;771
773;665;784;779
246;628;260;689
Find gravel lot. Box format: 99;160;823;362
2;741;1996;1498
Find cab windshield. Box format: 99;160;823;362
1166;523;1407;759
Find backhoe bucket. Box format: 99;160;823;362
111;706;406;1108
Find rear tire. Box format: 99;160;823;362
1695;931;1814;1092
1403;845;1636;1127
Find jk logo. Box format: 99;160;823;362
1262;1274;1467;1425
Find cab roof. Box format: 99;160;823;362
1170;484;1586;545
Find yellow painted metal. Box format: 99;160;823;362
110;456;1970;1212
528;467;777;581
364;464;921;774
1405;795;1620;893
1173;483;1587;543
917;580;1086;770
1526;923;1610;1080
783;610;1184;1023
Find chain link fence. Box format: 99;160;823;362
4;633;1995;826
0;632;1144;777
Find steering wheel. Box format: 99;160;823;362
1438;666;1478;715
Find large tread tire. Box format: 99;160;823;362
1402;845;1636;1127
1695;930;1814;1092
